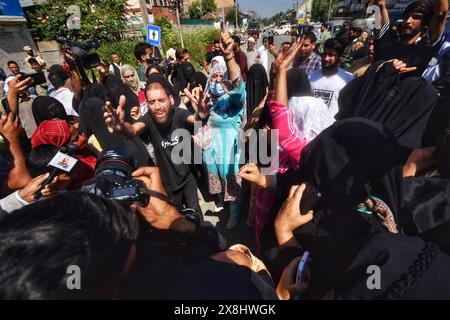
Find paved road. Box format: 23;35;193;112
200;35;291;252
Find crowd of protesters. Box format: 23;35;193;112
0;0;450;300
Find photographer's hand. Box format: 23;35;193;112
131;167;196;235
274;184;314;247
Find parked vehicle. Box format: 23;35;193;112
272;24;291;35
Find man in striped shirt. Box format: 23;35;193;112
292;32;322;75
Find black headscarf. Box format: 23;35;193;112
332;232;450;299
103;75;139;123
296;118;405;210
337;61;439;149
287;68;312;98
246;64;269;120
190;72;207;90
83;82;109;102
31;96;68;126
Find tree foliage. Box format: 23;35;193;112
188;1;203;19
188;0;217;19
225;8;243;26
28;0;127;42
155;16;173;35
201;0;217;14
311;0;336;22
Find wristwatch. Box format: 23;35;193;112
181;208;201;225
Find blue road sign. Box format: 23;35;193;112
147;24;161;47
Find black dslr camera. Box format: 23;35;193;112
80;150;150;206
56;36;101;69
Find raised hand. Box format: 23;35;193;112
391;59;417;74
220;22;234;58
104;95;126;134
238;163;267;188
185;85;212;120
7;74;33;97
279;38;303;70
274;184;314;246
376;59;417;74
130;106;141;121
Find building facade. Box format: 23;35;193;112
336;0;415;18
1;0;37;72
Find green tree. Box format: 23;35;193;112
225;8;243;26
188;1;203;19
28;0;127;42
201;0;217;14
311;0;336;22
155;16;173;35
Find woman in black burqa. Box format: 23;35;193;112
330;231;450;299
275;118;407;298
78;81;150;167
337;61;439;149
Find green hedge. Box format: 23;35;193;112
161;27;220;71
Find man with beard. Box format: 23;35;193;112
292;31;322;75
104;74;208;218
309;38;354;117
371;0;448;77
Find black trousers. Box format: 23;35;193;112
172;173;203;220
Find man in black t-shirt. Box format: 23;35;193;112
371;0;448;77
104;74;209;217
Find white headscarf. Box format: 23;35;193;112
288;96;335;142
120;65;140;93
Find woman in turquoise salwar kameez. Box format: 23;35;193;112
192;35;246;230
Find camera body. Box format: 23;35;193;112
147;57;176;78
56;36;101;69
80;150;150;206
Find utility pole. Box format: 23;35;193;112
235;0;238;30
221;0;225;27
327;0;333;22
174;0;184;48
139;0;149;26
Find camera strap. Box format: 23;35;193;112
143;189;177;207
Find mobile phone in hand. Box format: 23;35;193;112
296;251;310;285
299;182;321;214
268;36;274;46
23;72;47;86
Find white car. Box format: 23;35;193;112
272;24;291;35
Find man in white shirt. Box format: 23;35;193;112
258;37;270;73
47;65;79;116
244;37;260;68
309;38;354;117
108;54;123;78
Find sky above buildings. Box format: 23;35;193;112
238;0;298;18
